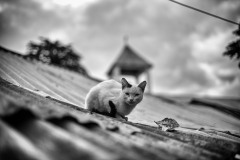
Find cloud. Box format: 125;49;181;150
0;0;82;52
0;0;240;97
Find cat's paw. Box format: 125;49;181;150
116;116;125;121
115;114;128;121
123;116;128;121
119;116;128;121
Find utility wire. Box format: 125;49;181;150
167;0;239;26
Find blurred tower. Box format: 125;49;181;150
107;37;152;93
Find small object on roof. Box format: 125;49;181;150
154;118;180;131
198;127;205;131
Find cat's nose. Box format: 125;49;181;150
130;99;133;102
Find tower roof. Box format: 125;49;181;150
107;44;152;77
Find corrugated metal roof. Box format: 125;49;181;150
0;47;240;160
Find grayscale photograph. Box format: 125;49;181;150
0;0;240;159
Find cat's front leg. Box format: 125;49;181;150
115;113;128;121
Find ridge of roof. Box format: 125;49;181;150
0;45;23;56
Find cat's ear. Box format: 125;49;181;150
121;78;132;90
138;81;147;92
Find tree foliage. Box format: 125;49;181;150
223;26;240;68
25;37;88;76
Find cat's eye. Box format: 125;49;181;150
135;94;139;96
125;93;129;96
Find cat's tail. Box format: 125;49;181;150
109;100;117;117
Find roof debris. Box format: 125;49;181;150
154;118;180;131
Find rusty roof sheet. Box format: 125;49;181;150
0;47;240;160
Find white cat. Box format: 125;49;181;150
85;78;147;120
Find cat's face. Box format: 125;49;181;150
121;78;147;106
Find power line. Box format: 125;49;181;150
167;0;239;26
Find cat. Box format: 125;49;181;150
85;78;147;120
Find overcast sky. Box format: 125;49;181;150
0;0;240;97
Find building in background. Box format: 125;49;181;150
107;38;152;92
